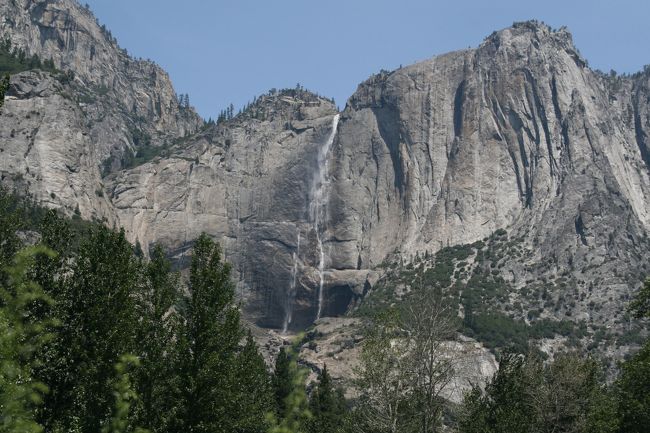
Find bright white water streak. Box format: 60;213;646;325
282;232;301;334
312;114;340;321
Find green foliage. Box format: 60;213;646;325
307;366;347;433
119;141;172;171
463;311;586;354
629;278;650;319
0;37;57;75
273;347;293;416
459;353;533;433
0;73;8;109
0;188;25;274
102;355;148;433
0;191;276;433
38;226;142;433
459;353;610;433
183;234;242;432
132;245;184;433
616;341;650;433
267;343;312;433
359;232;596;355
354;308;436;433
231;332;274;433
180;233;274;433
0;246;56;433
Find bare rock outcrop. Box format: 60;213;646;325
1;0;202;157
2;8;650;337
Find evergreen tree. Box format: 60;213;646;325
134;245;183;433
629;278;650;319
230;332;274;433
0;74;9;109
308;365;347;433
268;345;311;433
42;226;141;433
459;353;537;433
273;347;293;416
459;352;612;433
31;210;72;301
0;246;56;433
616;341;650;433
182;234;244;433
0;188;23;278
616;283;650;433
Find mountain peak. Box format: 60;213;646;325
217;86;337;125
479;20;586;67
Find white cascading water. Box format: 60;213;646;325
310;114;340;320
282;232;301;334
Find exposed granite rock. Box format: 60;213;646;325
1;11;649;340
325;22;650;333
0;70;116;222
329;22;650;268
296;318;498;403
0;0;202;166
108;90;346;329
109;22;650;333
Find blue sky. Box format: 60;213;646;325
84;0;650;120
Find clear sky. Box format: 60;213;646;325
84;0;650;120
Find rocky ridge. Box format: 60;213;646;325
1;7;649;347
0;0;202;222
110;22;650;337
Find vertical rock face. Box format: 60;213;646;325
325;22;650;329
329;22;650;269
109;90;343;329
0;71;116;222
1;8;649;333
1;0;201;155
0;0;202;219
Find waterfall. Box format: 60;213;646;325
310;114;340;320
282;231;301;334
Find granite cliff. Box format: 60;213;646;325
1;2;649;343
0;0;201;223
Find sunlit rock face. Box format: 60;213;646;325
0;0;201;221
325;22;650;331
109;91;347;330
2;7;650;332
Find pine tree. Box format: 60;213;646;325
42;226;141;433
616;343;650;433
0;74;9;110
230;332;274;433
32;210;72;298
273;347;293;416
134;245;183;433
0;246;56;433
182;234;244;433
616;283;650;433
268;345;311;433
308;365;347;433
629;278;650;319
458;353;535;433
0;188;23;279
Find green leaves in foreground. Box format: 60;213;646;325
0;246;57;433
268;339;311;433
103;355;148;433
